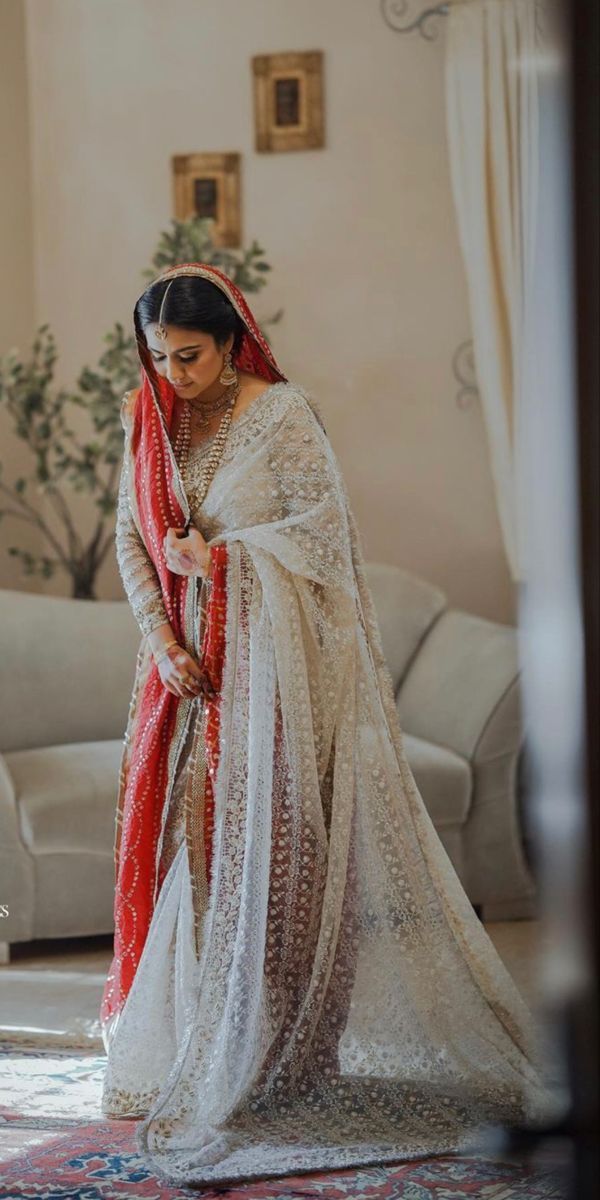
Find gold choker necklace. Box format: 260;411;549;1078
184;382;238;430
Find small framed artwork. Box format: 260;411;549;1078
252;51;325;153
172;152;241;247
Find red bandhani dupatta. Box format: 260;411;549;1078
100;264;286;1031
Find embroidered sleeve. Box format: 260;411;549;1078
115;392;169;637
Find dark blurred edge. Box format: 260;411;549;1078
570;0;599;1192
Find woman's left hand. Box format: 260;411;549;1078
164;525;210;577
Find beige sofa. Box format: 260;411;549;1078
0;568;536;962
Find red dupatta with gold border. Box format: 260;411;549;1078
100;264;287;1030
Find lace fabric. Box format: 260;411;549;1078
113;383;291;634
102;381;563;1187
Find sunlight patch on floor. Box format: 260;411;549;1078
0;1049;105;1123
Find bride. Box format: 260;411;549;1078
100;262;558;1188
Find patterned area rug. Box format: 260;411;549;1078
0;1043;567;1198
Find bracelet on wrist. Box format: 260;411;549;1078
153;638;179;665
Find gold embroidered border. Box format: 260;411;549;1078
153;569;202;896
184;702;210;959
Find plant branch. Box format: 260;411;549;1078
0;480;71;567
45;483;85;559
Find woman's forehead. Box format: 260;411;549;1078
145;324;212;351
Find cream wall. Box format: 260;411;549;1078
18;0;516;623
0;0;40;590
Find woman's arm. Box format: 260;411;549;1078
115;390;174;653
115;454;172;642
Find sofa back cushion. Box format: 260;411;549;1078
396;609;520;760
362;563;447;691
0;589;140;752
1;564;449;754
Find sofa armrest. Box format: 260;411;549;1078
0;754;20;848
0;753;35;945
464;678;536;909
396;610;536;913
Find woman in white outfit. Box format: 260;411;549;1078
100;263;558;1189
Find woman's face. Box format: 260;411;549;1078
144;324;234;399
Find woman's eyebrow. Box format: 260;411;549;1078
149;343;204;353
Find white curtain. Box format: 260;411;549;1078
445;0;539;580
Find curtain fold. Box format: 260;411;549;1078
445;0;539;580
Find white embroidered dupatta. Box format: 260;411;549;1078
107;382;560;1187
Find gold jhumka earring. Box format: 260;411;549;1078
219;351;238;387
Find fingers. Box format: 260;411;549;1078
200;675;218;701
164;527;186;548
158;654;191;698
164;550;199;577
163;529;188;575
164;551;192;576
185;662;205;684
165;679;197;699
164;527;208;577
166;668;216;701
165;681;216;701
158;645;217;701
178;654;212;692
172;669;201;699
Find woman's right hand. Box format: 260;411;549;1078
157;644;216;701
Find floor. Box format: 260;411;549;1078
0;922;572;1194
0;920;549;1050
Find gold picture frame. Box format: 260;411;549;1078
252;51;325;153
172;152;241;247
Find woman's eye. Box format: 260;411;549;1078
152;354;198;364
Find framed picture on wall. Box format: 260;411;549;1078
172;152;241;247
252;51;325;152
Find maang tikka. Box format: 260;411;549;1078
155;279;175;340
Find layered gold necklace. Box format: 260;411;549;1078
173;380;241;522
186;382;238;434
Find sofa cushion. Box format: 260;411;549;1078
401;732;472;827
363;563;447;691
4;740;123;855
0;590;141;754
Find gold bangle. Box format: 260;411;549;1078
154;638;179;665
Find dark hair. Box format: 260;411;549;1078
134;275;246;358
